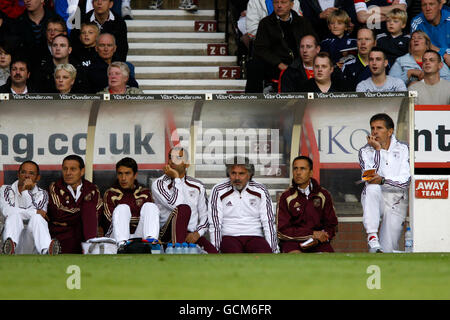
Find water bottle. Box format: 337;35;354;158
165;243;174;254
151;243;162;254
174;242;183;254
181;242;189;254
405;227;413;253
188;243;198;254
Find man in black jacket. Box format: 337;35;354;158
0;58;36;94
245;0;316;93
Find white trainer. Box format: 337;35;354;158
368;235;383;253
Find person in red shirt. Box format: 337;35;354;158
47;155;102;253
277;156;338;253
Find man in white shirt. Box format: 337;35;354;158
1;161;60;255
208;156;278;253
152;147;217;253
359;113;410;253
356;47;407;92
409;50;450;104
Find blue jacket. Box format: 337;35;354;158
389;53;450;85
411;5;450;57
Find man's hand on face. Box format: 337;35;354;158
23;178;36;191
164;164;180;179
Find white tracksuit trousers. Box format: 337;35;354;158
111;203;160;242
2;210;51;254
362;184;408;253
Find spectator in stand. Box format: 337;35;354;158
71;0;128;62
72;22;100;69
356;47;407;91
277;156;338;253
245;0;302;46
245;0;316;93
280;34;321;92
304;52;346;92
354;0;407;34
376;8;410;67
411;0;449;67
389;30;450;86
301;0;358;40
320;9;357;65
0;58;36;94
39;16;68;67
0;0;26;19
0;43;12;86
342;27;376;91
54;63;77;93
97;61;143;94
87;33;138;93
11;0;61;69
409;49;450;104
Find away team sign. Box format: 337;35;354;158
415;179;449;199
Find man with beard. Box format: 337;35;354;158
208;156;278;253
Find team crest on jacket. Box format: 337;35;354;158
136;199;144;207
189;190;196;198
249;199;257;207
293;202;301;212
84;192;93;202
313;198;321;208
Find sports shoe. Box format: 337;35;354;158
368;235;383;253
48;239;61;255
117;240;127;253
149;0;163;10
121;5;133;20
144;237;160;244
179;0;198;11
2;238;16;255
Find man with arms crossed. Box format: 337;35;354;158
359;113;410;253
103;157;160;248
277;156;338;253
48;155;102;253
152;147;217;253
1;161;60;254
208;156;278;253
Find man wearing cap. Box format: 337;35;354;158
208;156;278;253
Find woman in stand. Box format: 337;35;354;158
97;61;143;94
389;30;450;87
54;63;77;94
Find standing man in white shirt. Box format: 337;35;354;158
152;147;217;253
1;161;60;255
359;113;410;253
208;156;278;253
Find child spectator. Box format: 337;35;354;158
72;22;100;69
376;8;410;67
320;9;357;66
0;43;12;86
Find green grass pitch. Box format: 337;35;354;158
1;253;449;300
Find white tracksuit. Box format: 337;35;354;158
151;175;209;237
359;135;411;252
208;179;278;253
0;181;51;253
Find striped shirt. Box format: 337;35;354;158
208;179;279;253
358;134;410;191
152;175;209;236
